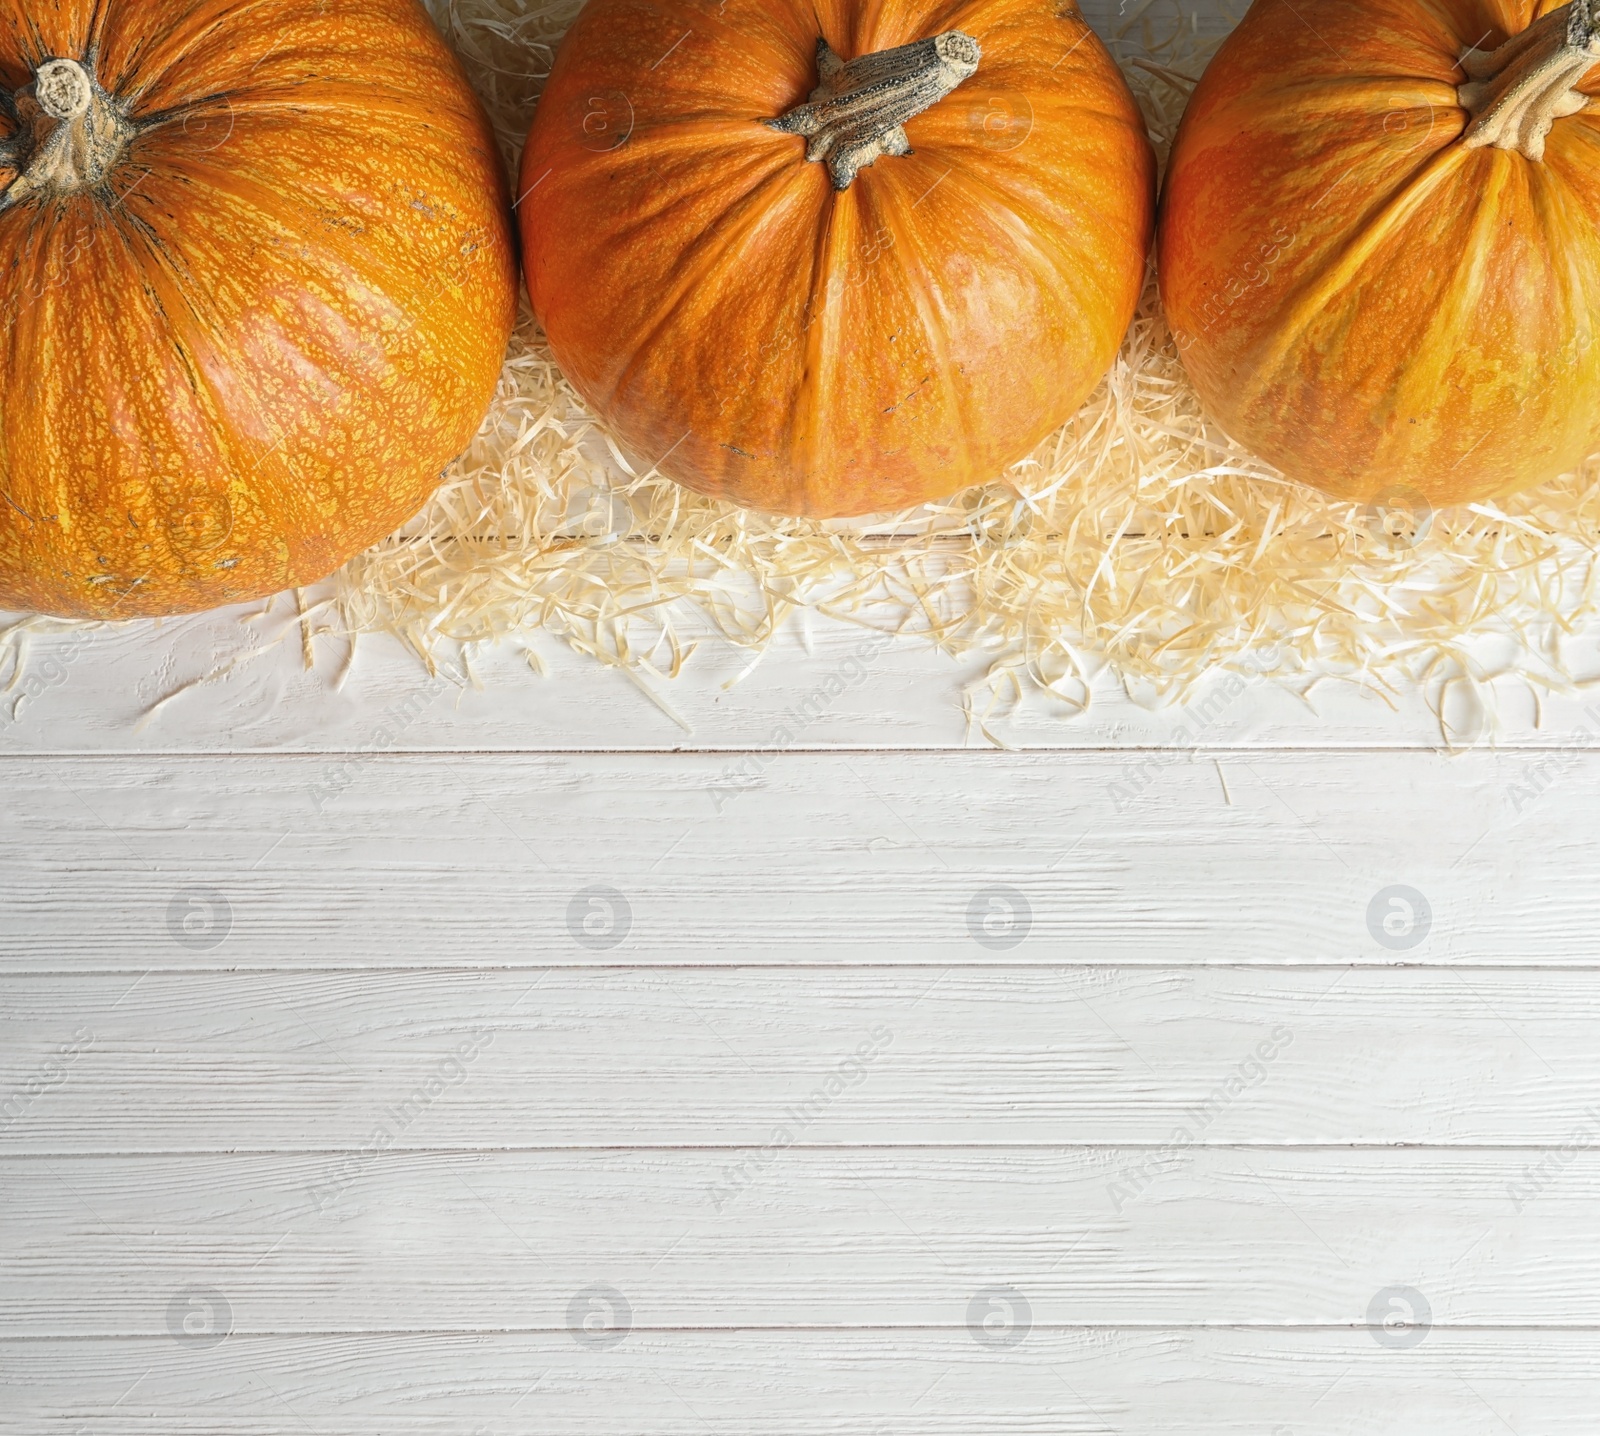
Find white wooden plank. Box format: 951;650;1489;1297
2;598;1592;754
0;749;1591;970
2;967;1595;1148
0;1329;1587;1433
3;1147;1594;1331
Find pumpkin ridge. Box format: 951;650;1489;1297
868;188;980;501
929;155;1117;343
538;114;803;177
639;1;819;86
1518;133;1600;382
0;7;60;74
581;159;813;414
1404;0;1495;49
1203;73;1466;112
103;0;436;107
0;194;62;340
1352;150;1518;475
132;84;488;130
93;207;249;468
925;0;1060;45
11;207;243;593
103;0;292;102
85;0;112;52
145;131;498;288
789;186;850;509
1232;138;1470;413
111;210;357;587
852;0;892;50
123;149;385;296
937;138;1148;261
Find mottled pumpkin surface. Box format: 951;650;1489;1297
0;0;517;619
1159;0;1600;505
519;0;1154;518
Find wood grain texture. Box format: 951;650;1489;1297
0;1330;1588;1433
0;967;1594;1148
0;747;1589;968
3;1147;1595;1330
2;599;1595;752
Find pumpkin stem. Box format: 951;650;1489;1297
766;32;981;190
1458;0;1600;160
1;57;132;208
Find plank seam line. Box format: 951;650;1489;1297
6;962;1597;975
0;743;1558;758
0;1143;1585;1157
5;1324;1600;1342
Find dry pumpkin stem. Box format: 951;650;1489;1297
2;56;134;208
13;0;1600;741
766;33;982;190
1460;0;1600;160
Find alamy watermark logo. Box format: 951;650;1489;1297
1366;886;1431;951
570;90;633;153
965;91;1032;152
1367;1285;1431;1349
166;888;232;951
167;1287;233;1349
967;1286;1031;1350
567;886;632;951
1360;485;1434;550
966;887;1031;950
567;1284;631;1348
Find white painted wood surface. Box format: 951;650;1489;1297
5;1;1600;1431
6;1331;1589;1434
5;589;1598;752
7;1147;1598;1327
5;732;1596;1430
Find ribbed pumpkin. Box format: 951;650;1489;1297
1159;0;1600;506
0;0;517;619
519;0;1153;517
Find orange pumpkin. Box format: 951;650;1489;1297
1159;0;1600;507
0;0;518;620
519;0;1153;517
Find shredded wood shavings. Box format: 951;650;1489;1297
6;0;1600;743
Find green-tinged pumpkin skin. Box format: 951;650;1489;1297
0;0;518;619
519;0;1154;518
1159;0;1600;506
